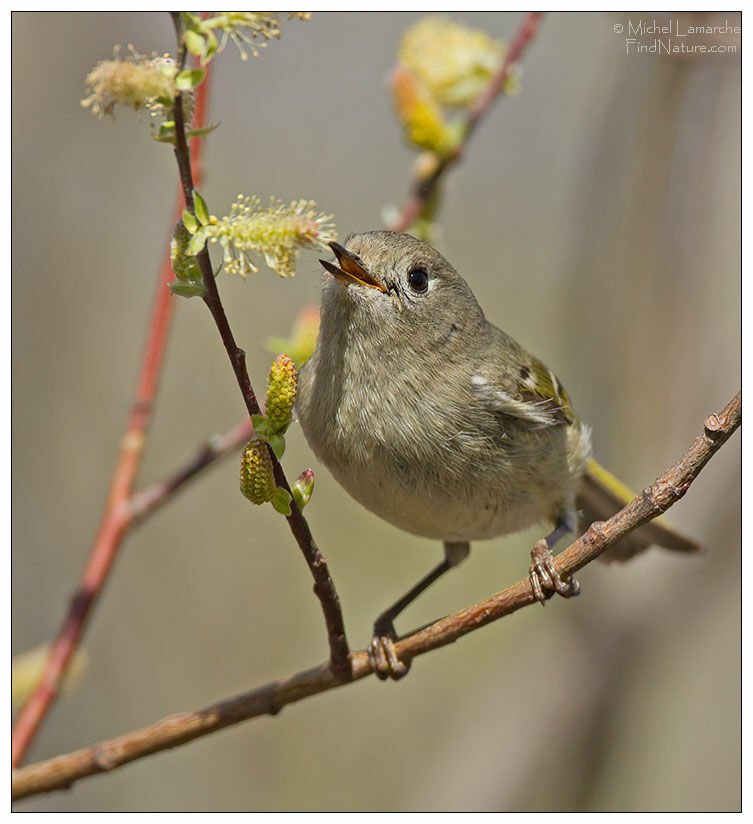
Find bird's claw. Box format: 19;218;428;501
368;620;411;681
529;540;580;604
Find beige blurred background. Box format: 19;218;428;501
12;11;740;812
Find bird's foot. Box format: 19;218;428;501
528;540;581;604
368;619;411;681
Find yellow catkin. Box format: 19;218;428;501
265;354;297;433
239;439;276;504
398;17;505;108
391;66;453;155
81;53;175;117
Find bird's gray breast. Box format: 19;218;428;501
297;336;542;541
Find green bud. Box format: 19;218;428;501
239;439;276;505
292;468;314;509
169;220;205;297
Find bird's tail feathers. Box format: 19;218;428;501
578;459;700;562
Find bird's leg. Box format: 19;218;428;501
529;519;581;603
369;541;470;681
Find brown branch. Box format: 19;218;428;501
390;11;544;233
169;13;350;679
12;391;740;801
10;56;214;768
128;417;254;525
11;408;254;766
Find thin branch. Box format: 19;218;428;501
169;13;351;679
12;391;740;801
390;11;543;233
11;411;251;764
128;417;254;525
10;60;214;768
12;17;544;759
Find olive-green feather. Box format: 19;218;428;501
518;356;577;425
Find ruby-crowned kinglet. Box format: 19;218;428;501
297;231;698;680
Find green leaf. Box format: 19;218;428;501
292;469;314;510
186;227;210;256
151;121;176;144
203;29;219;63
175;68;206;91
292;487;304;510
184;29;205;56
182;209;199;235
193;190;210;226
267;433;286;460
251;414;267;432
271;487;292;516
169;281;206;298
185;122;220;140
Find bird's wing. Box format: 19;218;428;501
471;348;576;430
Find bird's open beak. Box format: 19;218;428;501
320;242;387;292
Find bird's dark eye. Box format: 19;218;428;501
407;269;429;293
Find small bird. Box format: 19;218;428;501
297;231;698;679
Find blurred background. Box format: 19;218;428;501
12;11;740;812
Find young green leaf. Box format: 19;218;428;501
175;68;206;91
267;433;286;460
184;29;206;57
203;29;219;63
182;209;199;235
193;190;210;226
185;122;220;140
153;121;177;144
271;487;292;516
169;281;207;298
186;226;211;256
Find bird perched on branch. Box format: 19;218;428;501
297;231;698;680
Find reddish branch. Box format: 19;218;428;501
169;14;350;679
11;391;741;801
390;11;544;233
11;59;214;769
12;15;543;763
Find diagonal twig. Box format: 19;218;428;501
11;391;740;800
390;11;544;233
168;13;350;680
13;15;541;752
